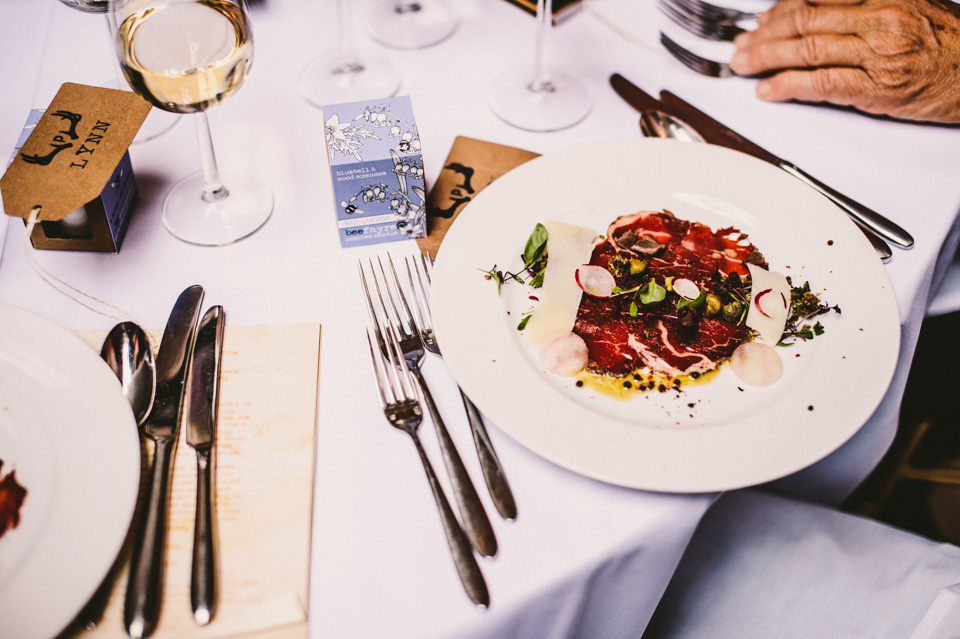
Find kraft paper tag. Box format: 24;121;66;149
0;82;150;222
418;136;539;256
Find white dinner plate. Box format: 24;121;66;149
431;139;900;492
0;305;140;639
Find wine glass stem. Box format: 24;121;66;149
531;0;554;93
195;112;228;203
336;0;362;72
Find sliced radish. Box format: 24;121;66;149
673;278;701;300
754;288;787;318
730;341;783;386
745;264;791;345
575;265;616;298
539;333;589;376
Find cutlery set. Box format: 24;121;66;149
610;73;914;261
96;286;225;638
360;254;516;607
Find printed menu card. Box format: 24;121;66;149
72;323;321;639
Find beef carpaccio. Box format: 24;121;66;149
573;210;764;379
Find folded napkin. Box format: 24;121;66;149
70;323;321;639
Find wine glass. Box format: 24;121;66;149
364;0;459;50
56;0;180;144
489;0;591;131
298;0;400;107
107;0;273;246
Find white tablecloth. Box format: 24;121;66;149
2;1;960;637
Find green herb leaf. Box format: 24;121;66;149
523;223;548;268
676;288;707;311
517;314;531;330
638;279;667;305
629;301;639;317
529;268;545;289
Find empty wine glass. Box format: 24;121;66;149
107;0;273;246
364;0;459;50
57;0;179;143
490;0;591;131
298;0;400;107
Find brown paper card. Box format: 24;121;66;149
417;136;539;256
1;83;150;222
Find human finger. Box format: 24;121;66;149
750;3;885;41
732;34;868;75
753;67;885;112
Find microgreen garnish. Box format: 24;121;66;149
638;279;667;305
484;223;549;292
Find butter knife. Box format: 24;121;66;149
125;285;204;639
185;305;224;626
657;89;914;249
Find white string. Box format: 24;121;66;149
23;206;136;323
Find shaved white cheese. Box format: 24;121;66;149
523;220;598;350
745;263;791;345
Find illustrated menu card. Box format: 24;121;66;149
71;323;321;639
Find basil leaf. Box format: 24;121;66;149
638;279;666;305
523;223;548;267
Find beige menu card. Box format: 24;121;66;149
72;323;320;639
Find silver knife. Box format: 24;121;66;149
124;285;204;639
185;306;224;626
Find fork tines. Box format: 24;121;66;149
658;0;746;41
659;31;736;78
366;326;417;412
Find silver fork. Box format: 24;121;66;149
360;258;498;558
660;31;735;78
404;253;518;522
658;0;746;41
365;327;490;608
669;0;760;23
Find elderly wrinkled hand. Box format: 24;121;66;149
731;0;960;122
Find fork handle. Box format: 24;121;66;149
412;368;498;558
460;390;517;521
412;434;490;608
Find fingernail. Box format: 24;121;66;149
731;51;749;72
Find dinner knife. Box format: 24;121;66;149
609;74;894;260
125;285;204;639
657;89;914;249
185;305;224;626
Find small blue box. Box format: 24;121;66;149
322;96;427;247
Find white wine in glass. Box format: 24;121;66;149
110;0;272;246
56;0;180;143
490;0;591;132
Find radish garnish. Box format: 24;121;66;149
730;341;783;386
539;333;589;376
575;265;616;298
672;278;701;300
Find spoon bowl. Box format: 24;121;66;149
639;109;706;143
101;322;156;425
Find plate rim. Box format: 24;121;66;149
0;304;141;639
430;138;901;493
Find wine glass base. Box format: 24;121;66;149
364;0;459;50
298;53;401;107
162;168;273;246
490;68;592;132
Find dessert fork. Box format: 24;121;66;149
359;258;497;558
403;253;517;521
660;31;735;77
658;0;746;41
365;327;490;608
666;0;760;24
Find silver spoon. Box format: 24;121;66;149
638;109;893;262
101;321;156;425
72;322;157;631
